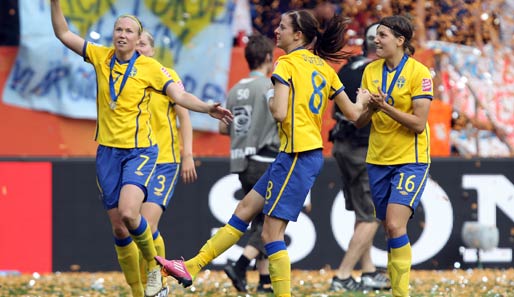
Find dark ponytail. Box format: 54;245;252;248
314;14;352;62
286;10;352;62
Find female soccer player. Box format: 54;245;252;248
50;1;231;296
133;30;197;296
355;15;433;297
156;9;370;297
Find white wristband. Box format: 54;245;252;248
265;88;275;103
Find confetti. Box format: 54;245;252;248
0;269;512;296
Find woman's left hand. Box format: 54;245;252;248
369;88;388;109
180;156;197;184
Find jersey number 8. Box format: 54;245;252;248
309;71;326;114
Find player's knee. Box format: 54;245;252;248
112;225;129;239
119;209;139;228
384;219;406;238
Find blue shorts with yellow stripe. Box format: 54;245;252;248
146;163;180;211
254;149;323;222
96;145;158;210
367;163;430;220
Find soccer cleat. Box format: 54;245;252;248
256;283;274;293
155;256;193;288
361;271;391;290
329;276;369;292
145;266;163;296
223;262;247;292
156;285;169;297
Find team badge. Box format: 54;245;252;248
129;67;137;77
396;76;406;89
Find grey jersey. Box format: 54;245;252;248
226;76;280;173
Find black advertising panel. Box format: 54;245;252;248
47;158;514;272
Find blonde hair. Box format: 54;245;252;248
116;14;143;34
141;30;155;48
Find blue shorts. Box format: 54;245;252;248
146;163;180;211
367;163;430;220
254;149;323;222
96;145;158;210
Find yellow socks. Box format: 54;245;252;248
138;249;147;286
388;234;411;297
115;238;144;297
153;231;165;258
153;230;166;286
265;241;290;297
139;230;164;286
185;215;248;278
130;216;158;268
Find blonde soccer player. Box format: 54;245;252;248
50;1;231;295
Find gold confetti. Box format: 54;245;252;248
0;269;512;296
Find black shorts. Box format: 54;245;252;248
332;140;376;222
238;158;271;258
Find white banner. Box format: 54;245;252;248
2;0;235;131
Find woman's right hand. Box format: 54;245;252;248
50;0;85;55
356;88;371;105
208;103;234;125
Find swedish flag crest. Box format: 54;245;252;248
129;67;138;77
396;76;406;89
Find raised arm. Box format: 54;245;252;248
50;0;85;55
165;82;233;124
175;105;197;184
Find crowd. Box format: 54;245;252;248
239;0;514;157
246;0;514;49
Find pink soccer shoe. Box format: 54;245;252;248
155;256;193;288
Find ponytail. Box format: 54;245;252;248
286;10;352;62
314;14;352;62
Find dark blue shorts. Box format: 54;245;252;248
96;145;158;210
146;163;180;211
367;163;430;220
254;149;323;222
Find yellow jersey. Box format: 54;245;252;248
84;42;174;148
362;55;433;165
272;48;344;153
150;68;183;164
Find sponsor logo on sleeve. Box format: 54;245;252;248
161;67;172;78
422;78;432;92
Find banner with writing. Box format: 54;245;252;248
2;0;235;131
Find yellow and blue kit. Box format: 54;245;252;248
146;68;184;210
254;48;344;221
83;42;175;207
362;54;433;220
